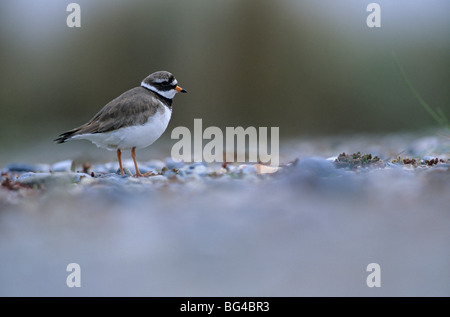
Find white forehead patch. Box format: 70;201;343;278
151;78;166;84
171;79;178;86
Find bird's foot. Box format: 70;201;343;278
133;171;144;177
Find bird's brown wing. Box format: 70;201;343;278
54;87;160;143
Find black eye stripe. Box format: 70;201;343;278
153;81;176;91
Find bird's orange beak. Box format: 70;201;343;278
175;85;187;93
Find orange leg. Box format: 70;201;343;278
117;149;124;175
131;147;143;177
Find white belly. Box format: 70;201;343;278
73;107;172;150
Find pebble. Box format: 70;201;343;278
18;172;91;187
182;162;208;175
162;168;179;178
254;164;279;174
97;173;128;180
237;164;257;174
51;160;74;172
6;163;50;173
18;172;51;182
120;167;133;176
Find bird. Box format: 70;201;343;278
54;71;187;177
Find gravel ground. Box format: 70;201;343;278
0;132;449;296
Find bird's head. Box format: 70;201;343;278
141;71;187;99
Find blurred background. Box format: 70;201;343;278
0;0;449;165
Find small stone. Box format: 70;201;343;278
6;163;50;173
188;162;206;169
224;165;238;173
255;164;279;174
51;160;74;172
98;173;124;179
176;169;185;177
294;157;340;177
116;167;132;176
18;172;51;183
237;164;257;174
162;168;180;178
217;168;228;174
18;172;89;187
79;176;96;186
183;163;208;176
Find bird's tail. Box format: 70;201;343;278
54;129;78;144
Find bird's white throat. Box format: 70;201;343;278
141;82;177;99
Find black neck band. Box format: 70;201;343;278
141;85;173;108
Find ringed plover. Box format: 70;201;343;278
54;71;187;176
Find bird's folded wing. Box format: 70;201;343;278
75;89;159;135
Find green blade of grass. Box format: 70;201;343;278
436;107;449;125
392;52;449;129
